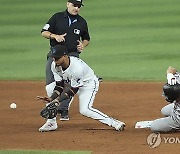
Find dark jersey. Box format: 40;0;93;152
41;10;90;53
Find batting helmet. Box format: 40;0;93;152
163;83;180;102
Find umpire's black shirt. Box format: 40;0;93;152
41;10;90;54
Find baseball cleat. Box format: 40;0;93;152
60;110;69;121
60;115;69;121
135;120;153;128
39;121;58;132
112;120;126;131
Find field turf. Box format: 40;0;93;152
0;0;180;81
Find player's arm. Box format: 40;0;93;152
50;80;65;101
58;74;82;102
37;80;65;103
58;86;79;103
77;39;89;52
41;13;66;42
41;31;54;39
77;21;90;52
42;31;67;42
82;39;89;47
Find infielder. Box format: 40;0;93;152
38;45;125;131
40;0;90;130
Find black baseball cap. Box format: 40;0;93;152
68;0;84;6
50;45;68;58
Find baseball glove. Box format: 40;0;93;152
40;101;59;119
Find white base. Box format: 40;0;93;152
135;120;153;128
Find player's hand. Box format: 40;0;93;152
54;33;67;42
167;73;177;85
36;96;52;103
77;40;84;52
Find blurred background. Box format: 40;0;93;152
0;0;180;81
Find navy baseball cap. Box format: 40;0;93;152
50;45;68;58
68;0;84;6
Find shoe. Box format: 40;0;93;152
97;76;103;82
39;120;58;132
112;120;125;131
60;110;69;121
60;115;69;121
135;120;153;128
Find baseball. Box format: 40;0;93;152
10;103;17;109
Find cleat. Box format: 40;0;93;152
112;120;125;131
39;121;57;132
59;110;69;121
60;115;69;121
135;121;153;128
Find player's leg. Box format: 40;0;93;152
57;96;74;121
161;103;174;117
39;57;57;132
151;116;180;132
78;79;125;131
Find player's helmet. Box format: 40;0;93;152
163;83;180;102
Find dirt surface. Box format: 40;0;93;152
0;81;180;154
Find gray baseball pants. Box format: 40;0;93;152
151;103;180;132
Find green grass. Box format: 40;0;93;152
0;0;180;81
0;150;91;154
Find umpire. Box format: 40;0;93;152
40;0;90;131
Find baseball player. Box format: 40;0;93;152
150;66;180;132
136;66;180;132
38;45;125;132
40;0;90;130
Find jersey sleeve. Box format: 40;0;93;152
41;13;57;33
81;20;90;41
175;72;180;84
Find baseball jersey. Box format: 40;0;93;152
41;10;90;53
175;72;180;84
51;56;96;88
172;72;180;123
172;102;180;123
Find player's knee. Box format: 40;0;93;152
151;120;166;132
79;108;90;117
161;103;174;117
161;107;168;117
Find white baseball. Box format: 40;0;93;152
10;103;17;109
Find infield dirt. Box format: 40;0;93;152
0;81;179;153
